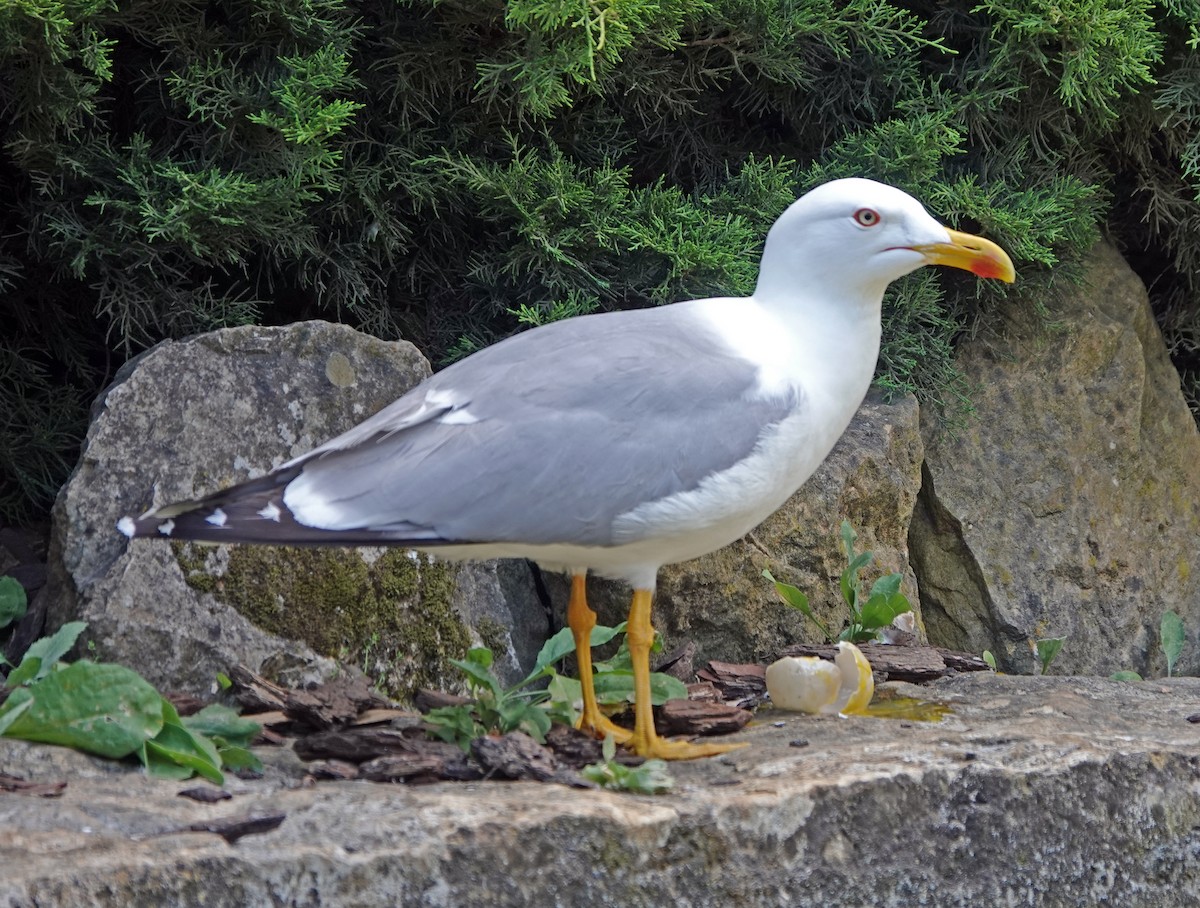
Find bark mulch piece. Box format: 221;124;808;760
282;674;390;730
471;732;590;787
293;726;426;763
177;786;232;803
305;759;361;781
657;699;753;737
0;771;66;798
164;692;208;717
183;812;287;844
225;666;290;713
357;741;481;784
696;661;768;708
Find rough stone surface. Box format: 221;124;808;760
2;674;1198;907
45;321;546;696
914;243;1200;676
547;390;925;663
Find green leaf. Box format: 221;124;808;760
762;569;810;612
1110;670;1143;682
0;692;33;735
12;621;87;684
466;646;493;670
1160;611;1186;677
423;705;481;751
581;751;674;794
531;622;627;675
841;551;873;606
546;672;582;714
183;704;261;747
216;744;262;774
448;649;501;696
592;670;687;706
868;573;903;600
858;591;912;630
140;742;196;781
143;715;224;785
840;520;857;560
0;661;164;757
4;655;43;688
981;650;997;671
0;577;27;630
763;568;833;642
215;672;233;690
1035;637;1066;675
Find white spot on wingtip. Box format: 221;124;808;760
438;408;479;426
206;508;228;527
425;388;458;408
117;516;136;538
158;519;175;536
258;501;282;522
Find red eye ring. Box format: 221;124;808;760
854;208;881;227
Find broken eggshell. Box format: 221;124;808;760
766;641;875;715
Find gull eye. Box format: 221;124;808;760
854;208;881;227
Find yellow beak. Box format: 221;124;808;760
910;228;1016;283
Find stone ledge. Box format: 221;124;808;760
3;674;1199;907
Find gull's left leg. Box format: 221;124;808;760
625;588;747;760
567;572;632;743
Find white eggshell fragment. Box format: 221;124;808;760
765;656;842;713
766;642;875;715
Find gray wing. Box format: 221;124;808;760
281;303;800;547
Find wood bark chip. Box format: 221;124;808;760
164;692;208;717
293;726;427;763
657;699;752;737
359;753;453;784
0;772;66;798
177;786;232;803
471;732;574;783
281;674;390;730
305;759;361;781
183;812;286;844
696;661;768;708
226;665;290;712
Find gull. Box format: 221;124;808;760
119;178;1014;760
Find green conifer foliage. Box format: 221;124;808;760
1;0;1197;521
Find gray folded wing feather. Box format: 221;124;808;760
281;303;801;547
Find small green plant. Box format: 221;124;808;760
1034;637;1066;675
1110;671;1143;682
580;733;674;794
764;521;912;644
1160;610;1186;677
981;650;997;672
1107;612;1189;682
425;623;688;752
0;576;27;629
0;605;261;784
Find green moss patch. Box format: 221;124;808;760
173;543;471;701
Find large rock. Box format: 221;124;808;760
3;674;1199;905
546;390;925;663
913;243;1200;675
45;321;547;696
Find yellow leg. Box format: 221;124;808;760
568;573;632;743
626;588;747;760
